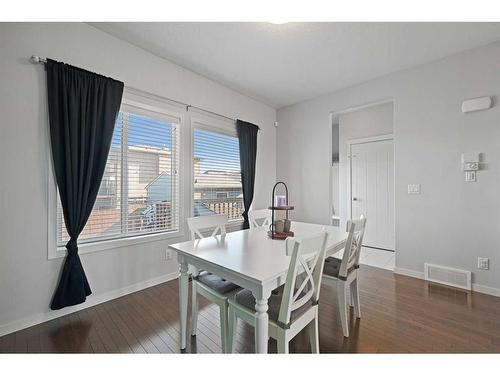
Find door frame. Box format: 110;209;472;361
329;97;395;225
346;134;395;248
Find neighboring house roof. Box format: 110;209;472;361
145;170;170;190
194;170;242;189
128;145;171;156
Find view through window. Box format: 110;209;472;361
57;105;180;245
192;128;243;221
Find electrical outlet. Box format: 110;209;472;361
165;250;173;261
477;257;489;270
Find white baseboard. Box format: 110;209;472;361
393;266;425;280
0;271;179;338
472;283;500;297
393;266;500;298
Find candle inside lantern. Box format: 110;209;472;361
274;195;286;207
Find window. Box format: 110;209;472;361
56;100;180;246
193;127;243;221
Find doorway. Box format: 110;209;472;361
330;99;395;271
349;136;395;251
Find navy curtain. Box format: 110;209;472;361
236;120;259;229
47;59;124;310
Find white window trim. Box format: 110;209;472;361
47;87;187;260
189;109;244;225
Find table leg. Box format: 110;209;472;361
178;258;189;350
254;292;270;354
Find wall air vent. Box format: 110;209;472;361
424;263;471;291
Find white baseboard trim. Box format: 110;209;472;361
0;271;179;338
393;266;500;298
472;283;500;297
393;266;425;280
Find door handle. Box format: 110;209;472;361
352;197;358;201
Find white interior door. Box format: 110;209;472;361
350;139;395;250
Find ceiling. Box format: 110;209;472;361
92;23;500;108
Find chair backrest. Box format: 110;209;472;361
248;209;272;229
186;214;228;240
277;231;329;328
339;215;367;279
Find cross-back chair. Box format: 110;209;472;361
187;214;240;353
322;215;367;337
248;209;272;229
227;231;329;353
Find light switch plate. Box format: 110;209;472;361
465;171;476;182
407;184;421;194
478;257;489;270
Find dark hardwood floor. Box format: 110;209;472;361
2;265;500;353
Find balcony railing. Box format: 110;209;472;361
194;197;244;221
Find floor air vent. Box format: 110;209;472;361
424;263;471;291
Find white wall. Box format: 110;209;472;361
0;23;276;334
277;42;500;293
337;102;393;228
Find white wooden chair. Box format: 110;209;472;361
187;214;240;353
322;215;366;337
227;231;329;354
248;209;272;229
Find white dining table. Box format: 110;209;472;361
168;221;348;353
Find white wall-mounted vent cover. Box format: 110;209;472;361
424;263;471;290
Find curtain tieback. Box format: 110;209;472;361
65;238;78;256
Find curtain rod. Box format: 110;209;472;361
30;55;261;131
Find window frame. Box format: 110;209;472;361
189;109;244;232
47;88;187;259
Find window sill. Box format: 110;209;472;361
48;230;184;260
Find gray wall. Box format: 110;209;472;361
277;42;500;293
337;102;394;227
0;23;276;332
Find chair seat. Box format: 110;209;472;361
323;256;342;278
233;285;312;326
323;257;357;279
196;271;239;295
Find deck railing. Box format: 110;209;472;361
194;197;244;220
